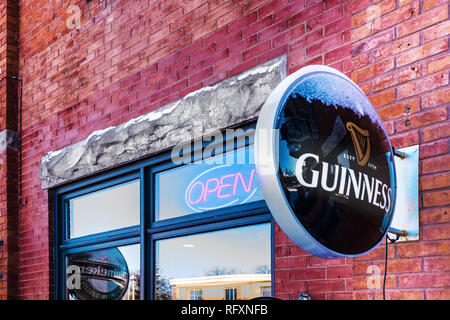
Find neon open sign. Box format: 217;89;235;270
185;165;259;212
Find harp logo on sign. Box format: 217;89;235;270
346;122;371;166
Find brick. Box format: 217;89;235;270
327;292;353;300
351;23;371;42
190;44;215;63
275;269;290;281
275;280;307;293
423;225;450;242
326;266;353;279
189;66;213;84
399;0;415;5
397;5;448;38
422;154;450;174
419;140;449;161
214;54;240;73
290;268;326;281
256;44;287;64
423;0;448;11
397;241;450;257
372;1;420;34
395;107;447;132
289;244;310;256
242;15;273;38
257;19;289;42
352;0;397;27
422;88;450;109
325;0;347;11
398;273;450;288
397;38;448;67
373;258;423;274
325;16;351;37
398;72;449;99
201;27;229;48
372;33;420;62
308;256;347;267
257;0;289;19
423;20;450;43
273;24;306;48
424;54;450;75
353;275;396;290
420;207;450;224
228;35;258;56
289;29;323;53
308;279;346;292
245;0;271;12
306;6;343;32
352;28;396;56
275;256;307;269
289;2;324;28
324;44;351;64
272;0;306;23
351;52;371;70
242;40;271;61
217;6;245;28
368;88;396;108
352;0;371;14
377;97;420;122
374;289;424;300
354;291;375;300
306;33;343;57
373;64;420;92
423;122;450;142
426;288;450;300
228;12;257;34
423;190;450;208
391;130;421;148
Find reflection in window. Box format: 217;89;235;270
66;244;140;300
155;223;271;300
261;286;271;297
190;289;203;300
225;288;238;300
68;180;140;238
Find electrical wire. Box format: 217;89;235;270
383;233;400;300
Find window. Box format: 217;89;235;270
261;286;271;297
54;124;273;300
190;289;203;300
225;288;238;300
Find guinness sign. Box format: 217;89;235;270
255;65;396;258
68;248;129;300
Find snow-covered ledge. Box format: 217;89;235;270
40;56;287;189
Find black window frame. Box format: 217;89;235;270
52;121;274;300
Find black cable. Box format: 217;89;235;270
383;233;400;300
383;236;388;300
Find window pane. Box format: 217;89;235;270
225;288;237;300
261;286;271;297
66;244;140;300
155;223;271;300
156;145;264;221
68;180;140;238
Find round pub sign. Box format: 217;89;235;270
68;248;129;300
255;65;396;258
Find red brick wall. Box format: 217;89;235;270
8;0;448;299
350;0;449;299
0;0;20;300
